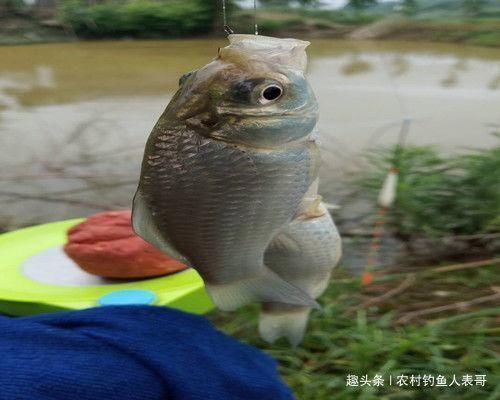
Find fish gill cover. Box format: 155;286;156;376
219;34;310;73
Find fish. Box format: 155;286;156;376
260;196;342;346
132;34;321;311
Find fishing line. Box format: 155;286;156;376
377;53;411;119
361;51;414;285
221;0;234;35
376;53;414;165
254;0;259;35
222;0;227;29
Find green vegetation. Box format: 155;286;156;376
0;0;27;14
209;263;500;399
359;140;500;240
379;0;500;20
402;0;419;16
347;0;378;11
230;0;500;47
59;0;215;38
464;0;488;17
258;0;318;6
1;0;500;46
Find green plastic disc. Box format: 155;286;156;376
0;219;213;316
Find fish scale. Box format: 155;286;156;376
139;126;314;283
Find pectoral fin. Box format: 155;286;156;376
266;232;301;254
132;189;191;267
205;265;320;311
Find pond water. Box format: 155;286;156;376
0;39;499;228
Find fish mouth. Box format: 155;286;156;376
215;102;316;118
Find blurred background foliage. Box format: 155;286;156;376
1;0;500;45
360;140;500;239
59;0;216;38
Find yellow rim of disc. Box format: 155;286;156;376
0;219;213;315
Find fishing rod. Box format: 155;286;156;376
361;53;413;286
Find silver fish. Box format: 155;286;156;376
261;199;342;346
132;34;320;311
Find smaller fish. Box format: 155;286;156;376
260;195;342;346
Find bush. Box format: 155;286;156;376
59;0;216;38
299;9;380;25
0;0;27;16
360;139;500;239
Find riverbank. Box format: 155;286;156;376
2;12;500;48
0;16;71;46
238;9;500;48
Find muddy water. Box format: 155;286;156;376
0;39;499;228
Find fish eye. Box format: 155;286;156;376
259;84;283;104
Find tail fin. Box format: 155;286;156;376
259;307;311;347
205;265;319;312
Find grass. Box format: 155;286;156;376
359;143;500;240
209;262;500;399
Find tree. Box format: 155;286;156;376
348;0;377;11
259;0;286;5
402;0;418;16
463;0;486;17
258;0;318;6
0;0;25;16
33;0;58;19
297;0;318;5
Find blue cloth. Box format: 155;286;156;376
0;306;294;400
